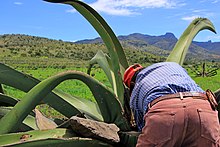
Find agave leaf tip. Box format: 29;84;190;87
193;17;217;34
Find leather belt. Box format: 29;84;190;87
150;92;208;107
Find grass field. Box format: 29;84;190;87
3;66;111;101
187;66;220;92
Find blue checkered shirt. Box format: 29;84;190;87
130;62;204;131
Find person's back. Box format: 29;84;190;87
124;62;220;147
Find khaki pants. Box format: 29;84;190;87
137;98;220;147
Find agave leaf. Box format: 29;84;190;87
52;71;130;130
0;84;4;94
119;131;140;147
0;93;18;106
87;50;114;89
0;71;130;134
0;128;77;146
87;51;121;99
166;18;216;65
44;0;126;106
0;107;38;131
1;136;112;147
87;50;122;99
3;139;112;147
0;63;102;121
54;89;103;121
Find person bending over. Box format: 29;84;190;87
123;62;219;147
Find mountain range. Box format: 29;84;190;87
75;32;220;61
0;33;219;64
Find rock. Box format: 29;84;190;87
35;108;58;130
69;116;120;144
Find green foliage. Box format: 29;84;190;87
0;34;106;60
188;62;218;77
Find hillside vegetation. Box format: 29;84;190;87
0;34;164;67
0;33;219;70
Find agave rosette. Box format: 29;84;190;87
0;0;219;146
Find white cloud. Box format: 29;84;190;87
192;9;215;18
199;0;219;3
14;2;23;5
181;8;215;22
192;9;206;13
66;9;76;13
181;15;200;21
200;0;219;3
89;0;136;16
90;0;180;16
66;0;181;16
212;0;219;3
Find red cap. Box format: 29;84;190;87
123;64;143;88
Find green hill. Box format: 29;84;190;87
0;34;164;67
1;33;219;69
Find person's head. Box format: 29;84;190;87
123;64;143;130
123;63;143;94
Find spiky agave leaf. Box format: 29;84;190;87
87;50;114;89
0;93;64;130
166;18;216;65
0;111;135;146
87;51;125;109
0;84;4;94
44;0;126;106
2;138;112;147
0;128;111;147
0;94;39;131
0;128;73;146
0;107;38;131
1;107;62;132
0;63;102;121
0;93;18;106
0;71;130;134
53;89;102;121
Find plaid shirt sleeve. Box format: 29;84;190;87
130;62;204;131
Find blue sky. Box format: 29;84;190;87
0;0;220;42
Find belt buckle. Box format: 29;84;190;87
179;92;184;100
148;103;152;109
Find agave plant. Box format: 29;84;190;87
0;0;219;146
